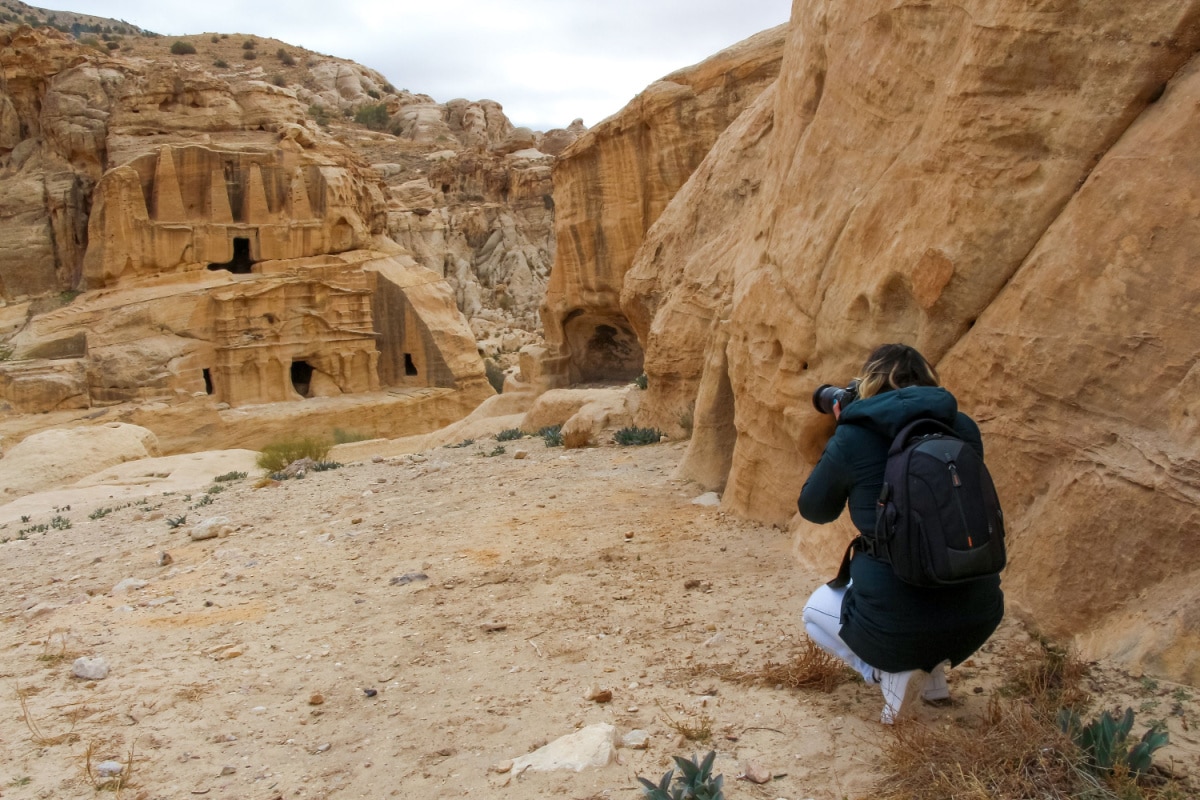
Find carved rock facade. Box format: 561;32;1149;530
0;26;491;443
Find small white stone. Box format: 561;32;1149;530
95;760;123;777
621;730;650;750
691;492;721;507
72;656;110;680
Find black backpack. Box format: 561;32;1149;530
829;418;1006;589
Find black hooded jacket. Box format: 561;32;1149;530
799;386;1004;672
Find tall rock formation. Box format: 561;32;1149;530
538;26;787;388
549;3;1200;682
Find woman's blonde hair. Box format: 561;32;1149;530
855;343;940;400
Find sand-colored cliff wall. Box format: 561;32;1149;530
551;1;1200;682
538;26;787;388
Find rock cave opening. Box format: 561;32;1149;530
207;237;255;274
202;368;213;395
404;353;418;377
564;312;644;384
290;360;314;398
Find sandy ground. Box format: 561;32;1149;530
1;435;1198;800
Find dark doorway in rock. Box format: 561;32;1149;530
202;368;214;395
291;360;314;397
208;237;254;274
404;353;418;376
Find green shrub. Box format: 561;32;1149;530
213;58;228;68
255;436;332;473
495;428;524;442
1058;707;1169;777
166;515;187;529
307;104;330;126
614;426;663;446
484;445;506;457
242;50;257;60
638;751;725;800
484;359;506;393
169;40;196;55
242;39;256;49
276;48;295;66
539;425;563;447
50;515;72;530
213;471;247;482
634;373;648;390
271;73;287;87
353;103;389;131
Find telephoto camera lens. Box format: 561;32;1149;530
812;384;845;415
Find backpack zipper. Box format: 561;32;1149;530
948;463;973;547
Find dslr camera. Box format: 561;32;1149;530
811;379;859;416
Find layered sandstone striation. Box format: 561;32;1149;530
538;26;787;388
549;3;1200;682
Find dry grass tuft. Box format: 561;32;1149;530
657;701;714;742
84;739;136;795
683;638;858;693
999;636;1092;721
175;683;211;702
880;697;1080;800
17;686;78;746
877;636;1194;800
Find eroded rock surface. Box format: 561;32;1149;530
538;26;786;388
546;2;1200;682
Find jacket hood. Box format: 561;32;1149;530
837;385;959;440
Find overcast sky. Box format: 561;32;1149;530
39;1;792;130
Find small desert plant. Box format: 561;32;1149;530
445;438;475;449
88;507;113;520
682;638;857;693
495;428;525;442
213;58;228;68
638;750;725;800
332;428;370;444
276;48;295;65
354;103;390;131
165;515;187;529
242;38;256;49
49;515;71;530
271;73;287;87
205;483;225;495
242;50;257;60
307;104;331;126
1059;707;1169;777
190;495;213;508
483;445;506;457
256;436;332;473
310;461;342;472
213;471;246;482
169;40;195;55
210;34;219;43
614;426;663;446
634;373;648;390
538;425;563;447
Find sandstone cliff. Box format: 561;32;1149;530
538;26;787;388
548;3;1200;683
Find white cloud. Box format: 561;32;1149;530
38;0;791;129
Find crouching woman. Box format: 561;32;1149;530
798;344;1004;723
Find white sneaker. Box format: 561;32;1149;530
922;660;951;703
879;669;922;724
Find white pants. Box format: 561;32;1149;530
802;583;877;684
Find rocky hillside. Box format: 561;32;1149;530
540;1;1200;685
0;4;580;360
